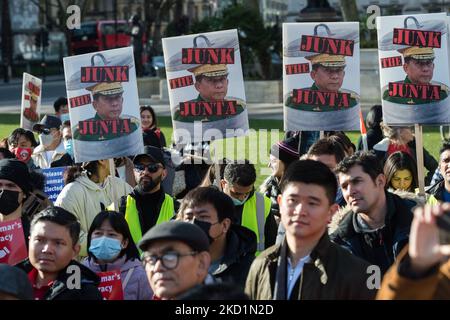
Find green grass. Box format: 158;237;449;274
0;114;443;188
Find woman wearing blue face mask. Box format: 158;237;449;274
83;211;153;300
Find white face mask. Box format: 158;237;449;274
116;166;126;181
39;133;54;147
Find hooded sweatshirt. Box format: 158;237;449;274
55;174;133;256
83;255;153;300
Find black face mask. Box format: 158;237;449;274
192;219;214;244
0;189;21;216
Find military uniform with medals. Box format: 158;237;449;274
173;64;246;123
285;53;359;112
73;82;139;141
382;46;449;105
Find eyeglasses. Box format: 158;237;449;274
134;163;163;173
141;251;198;270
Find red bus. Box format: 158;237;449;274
70;20;136;54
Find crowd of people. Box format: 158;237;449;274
0;98;448;301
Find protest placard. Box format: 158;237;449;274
163;29;249;143
283;22;360;131
42;167;67;203
0;218;27;265
20;73;42;131
63;47;144;163
97;270;124;300
377;13;450;125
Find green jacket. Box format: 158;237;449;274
245;233;376;300
73;113;139;141
383;76;448;105
173;94;245;122
285;83;359;112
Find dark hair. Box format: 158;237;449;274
30;206;80;246
439;142;450;157
53;97;68;113
383;151;418;191
335;151;383;183
366;105;383;129
87;211;140;262
179;186;235;222
8;128;38;148
223;160;256;187
0;147;14;159
64;161;100;184
200;158;231;187
140;105;157;128
177;283;249;300
29;170;46;191
307;137;346;164
329;132;355;154
280;159;337;204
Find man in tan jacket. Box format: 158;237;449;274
377;203;450;299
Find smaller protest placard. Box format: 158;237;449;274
42;167;66;202
20;73;42;131
0;218;27;265
97;270;124;300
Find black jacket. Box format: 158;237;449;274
357;126;383;151
16;259;102;300
260;175;281;217
212;224;256;289
50;153;74;168
330;191;415;274
426;179;445;201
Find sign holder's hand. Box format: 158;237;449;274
409;203;450;274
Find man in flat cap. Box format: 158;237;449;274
286;53;358;112
73;82;140;141
172;64;246;123
0;264;33;300
139;221;213;299
383;46;448;104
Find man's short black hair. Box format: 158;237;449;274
223;160;256;187
53;97;68;113
439;142;450;157
280;159;337;204
30;206;80;246
335;151;383;183
180;186;235;222
307;137;346;164
8;128;38;148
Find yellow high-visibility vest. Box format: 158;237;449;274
125;193;174;246
241;192;271;255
